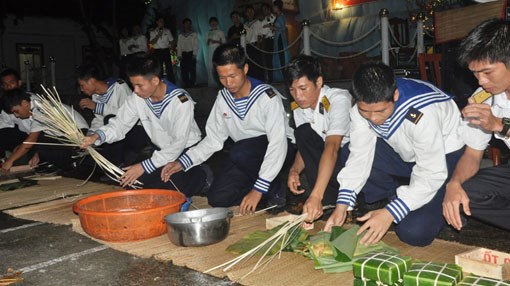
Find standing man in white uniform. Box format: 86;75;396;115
149;17;175;83
244;5;264;81
285;55;352;221
260;3;275;83
177;18;198;88
80;56;206;195
325;63;465;247
162;44;295;215
443;18;510;231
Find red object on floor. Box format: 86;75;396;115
73;189;185;242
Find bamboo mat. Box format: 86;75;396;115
3;179;476;286
0;177;117;211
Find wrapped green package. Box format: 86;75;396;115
354;277;404;286
458;275;510;286
403;261;463;286
353;252;411;285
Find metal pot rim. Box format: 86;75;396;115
164;207;233;224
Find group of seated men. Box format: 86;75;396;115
0;18;509;247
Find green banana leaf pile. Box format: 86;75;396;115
226;223;399;274
305;225;399;273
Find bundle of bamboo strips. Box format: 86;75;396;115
205;213;308;279
31;85;141;187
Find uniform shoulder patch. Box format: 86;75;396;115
321;96;331;112
178;93;189;103
290;101;299;110
116;79;125;84
265;88;277;98
405;107;423;125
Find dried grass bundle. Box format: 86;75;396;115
32;85;141;187
205;214;308;279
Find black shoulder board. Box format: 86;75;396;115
178;94;189;103
265;88;277;98
405;107;423;125
116;79;125;84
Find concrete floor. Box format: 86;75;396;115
0;212;239;286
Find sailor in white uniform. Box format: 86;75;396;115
0;68;28;159
1;89;89;173
444;19;510;232
162;44;295;215
285;55;352;222
77;64;148;166
325;63;465;247
176;18;198;88
81;56;206;195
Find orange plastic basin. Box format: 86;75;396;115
73;189;186;242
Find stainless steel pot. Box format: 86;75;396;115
164;207;233;247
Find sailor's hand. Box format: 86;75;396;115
79;98;96;110
239;189;263;215
161;162;183;182
324;204;348;231
80;134;99;149
120;163;144;187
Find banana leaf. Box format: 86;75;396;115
330;225;360;262
353;239;399;257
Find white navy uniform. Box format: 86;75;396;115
95;79;201;174
337;78;464;223
12;96;89;135
456;88;510;230
150;28;173;49
89;78;131;132
178;78;294;194
293;85;351;146
176;32;198;57
245;19;262;44
130;34;147;54
461;88;510;150
119;38;131;56
0;111;15;129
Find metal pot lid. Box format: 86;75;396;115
165;207;233;224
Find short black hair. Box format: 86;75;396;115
352;63;396;103
285;55;323;86
230;11;240;18
126;55;162;80
209;16;218;24
458;18;510;67
76;64;106;81
1;88;30;113
273;0;283;10
183;18;192;25
0;68;21;82
212;43;246;69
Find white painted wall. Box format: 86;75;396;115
1;15;113;94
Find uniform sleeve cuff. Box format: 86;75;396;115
177;153;193;171
253;177;270;194
141;159;156;174
95;130;106;145
94;103;104;115
385;198;410;223
337;189;356;207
